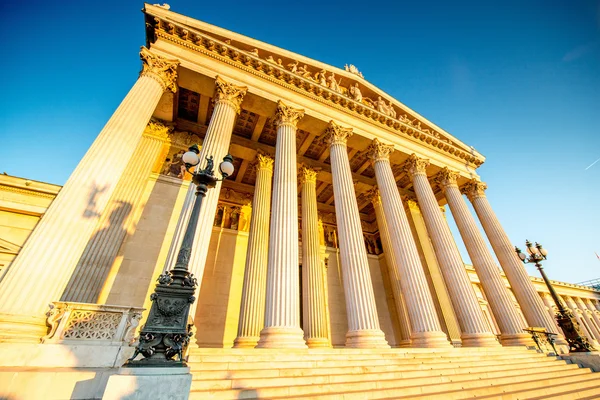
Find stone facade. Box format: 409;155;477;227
1;3;600;398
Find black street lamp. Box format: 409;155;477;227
125;145;234;367
515;240;594;353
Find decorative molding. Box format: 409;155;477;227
255;153;274;172
214;75;248;114
273;100;305;128
324;120;353;146
143;118;173;141
0;184;56;199
139;46;179;93
403;153;429;178
434;167;460;191
367;138;394;163
461;179;487;201
366;187;381;206
145;15;484;167
300;166;318;185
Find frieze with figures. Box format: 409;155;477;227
146;14;483;167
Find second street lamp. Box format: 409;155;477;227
125;146;235;367
515;240;594;353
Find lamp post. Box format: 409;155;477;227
515;240;594;353
125;145;235;367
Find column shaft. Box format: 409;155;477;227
233;155;273;348
405;156;498;347
326;124;389;348
438;169;531;346
369;190;412;346
541;292;562;333
301;167;330;347
257;101;306;348
463;180;569;349
161;77;247;319
61;128;167;303
0;47;178;341
576;297;600;342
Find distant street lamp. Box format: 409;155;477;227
126;145;234;367
515;240;594;353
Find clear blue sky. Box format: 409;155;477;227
1;1;598;283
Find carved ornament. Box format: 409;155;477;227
144;119;173;141
273;100;305;128
461;179;487;201
403;154;430;178
299;166;318;185
366;187;381;206
139;46;180;93
214;76;248;114
367;139;394;163
147;15;485;167
255;153;274;172
324;120;353;146
434;167;460;191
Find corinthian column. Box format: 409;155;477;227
300;167;331;348
61;121;170;303
0;47;179;341
366;141;448;348
162;76;247;318
436;168;532;347
575;297;600;343
462;180;568;349
368;189;412;347
257;101;307;348
234;154;274;348
325;123;389;348
404;155;498;347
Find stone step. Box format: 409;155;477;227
388;371;600;400
188;352;552;371
191;357;564;381
190;360;578;392
189;363;590;399
522;381;600;400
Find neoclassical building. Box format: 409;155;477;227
1;3;600;399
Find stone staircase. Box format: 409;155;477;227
187;347;600;399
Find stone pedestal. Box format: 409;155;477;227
326;126;389;349
0;47;179;342
257;101;307;349
103;367;192;400
405;155;498;347
234;154;274;348
437;168;532;347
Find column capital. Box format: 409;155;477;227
366;187;381;206
299;166;318;184
367;139;394;163
434;167;460;192
273;100;305;128
324;120;353;146
461;179;488;201
255;153;274;172
143;119;173;142
139;46;180;93
403;154;430;179
214;76;248;114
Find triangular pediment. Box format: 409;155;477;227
144;4;485;167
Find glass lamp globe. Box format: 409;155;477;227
518;251;527;261
539;247;548;257
219;154;235;177
182;151;200;166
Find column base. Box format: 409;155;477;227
0;313;48;343
232;336;259;348
460;332;501;347
305;337;331;348
398;339;412;348
256;327;307;349
345;329;390;349
499;332;535;347
410;331;452;348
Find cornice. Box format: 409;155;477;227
0;184;57;199
144;11;485;169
